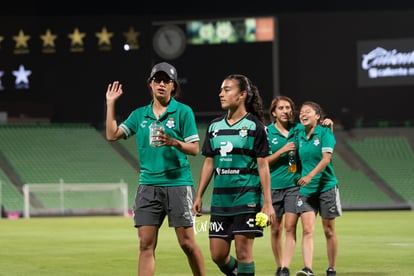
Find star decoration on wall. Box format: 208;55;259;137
68;28;86;47
13;30;31;48
123;27;140;50
40;29;58;47
12;64;32;89
0;70;4;90
95;27;114;46
12;30;31;54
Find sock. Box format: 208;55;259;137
219;256;237;276
237;261;255;276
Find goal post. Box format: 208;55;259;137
22;180;129;218
0;181;2;220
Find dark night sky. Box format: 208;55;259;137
3;0;414;16
2;0;414;126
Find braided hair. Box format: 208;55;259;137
224;74;265;123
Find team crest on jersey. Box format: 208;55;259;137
239;127;248;138
272;137;278;144
166;117;175;128
313;135;320;146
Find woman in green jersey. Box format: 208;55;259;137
105;62;205;276
267;96;333;276
295;101;341;276
193;74;275;276
267;96;302;276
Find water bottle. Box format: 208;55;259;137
149;120;164;147
288;150;297;172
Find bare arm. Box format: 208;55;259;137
173;140;199;156
105;81;125;141
156;133;199;156
266;141;296;165
192;157;214;216
297;152;332;186
257;157;276;223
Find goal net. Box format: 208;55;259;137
22;180;129;218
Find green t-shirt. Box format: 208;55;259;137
267;122;302;189
202;113;270;216
298;124;338;196
120;98;199;186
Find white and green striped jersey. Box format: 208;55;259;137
202;113;270;216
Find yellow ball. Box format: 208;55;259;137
255;212;269;228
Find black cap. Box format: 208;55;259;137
149;62;178;81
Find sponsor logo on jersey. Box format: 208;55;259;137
216;168;240;175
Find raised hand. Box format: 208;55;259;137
106;81;123;102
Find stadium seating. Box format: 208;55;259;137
0;124;138;213
347;133;414;203
331;155;393;206
1;124;413;215
0;169;24;212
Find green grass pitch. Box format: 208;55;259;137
0;210;413;275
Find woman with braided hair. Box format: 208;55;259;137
193;74;275;276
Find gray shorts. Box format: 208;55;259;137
133;185;195;228
272;186;299;217
296;186;342;219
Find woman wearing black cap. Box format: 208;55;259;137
105;62;205;276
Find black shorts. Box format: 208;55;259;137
209;213;264;239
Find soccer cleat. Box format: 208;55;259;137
296;267;314;276
326;267;336;276
276;267;282;276
276;267;290;276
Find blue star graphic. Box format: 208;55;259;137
12;64;32;88
0;70;4;90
